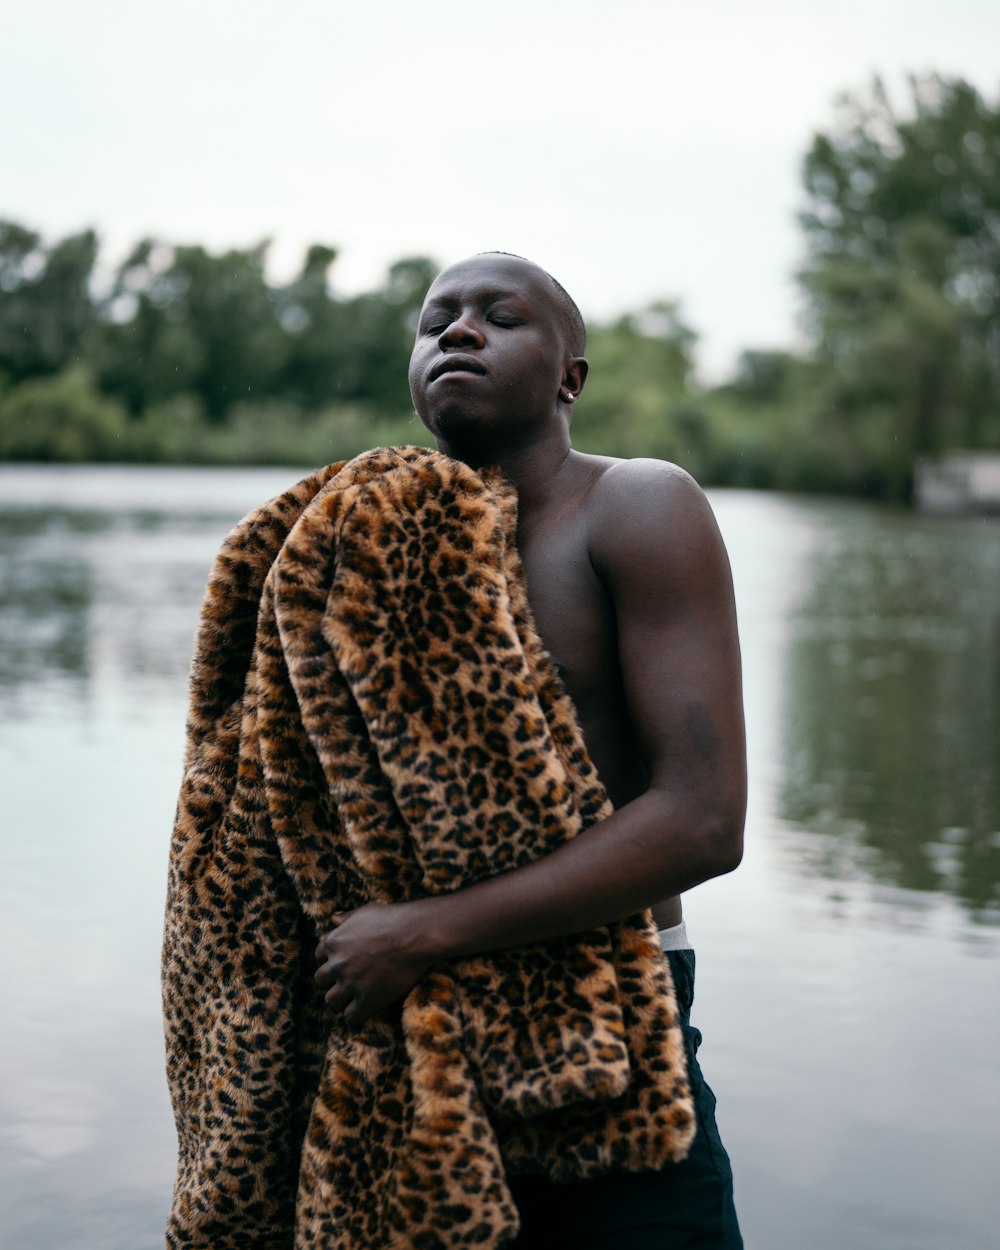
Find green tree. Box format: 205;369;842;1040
98;239;287;420
0;365;127;460
800;74;1000;497
273;244;341;410
275;252;436;417
0;222;99;384
573;301;697;457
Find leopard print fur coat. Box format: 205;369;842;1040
162;446;695;1249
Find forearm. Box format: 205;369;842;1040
416;787;744;963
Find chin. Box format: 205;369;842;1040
426;406;491;443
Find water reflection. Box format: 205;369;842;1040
781;502;1000;923
0;466;297;720
0;512;96;704
0;506;206;721
2;467;999;1250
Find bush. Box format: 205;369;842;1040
0;366;128;461
121;393;212;462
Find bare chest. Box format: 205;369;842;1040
519;522;607;694
517;519;646;806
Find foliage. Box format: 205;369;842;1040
2;76;999;502
572;302;696;458
0;223;436;431
98;240;284;421
799;74;1000;498
0;366;127;461
0;223;100;385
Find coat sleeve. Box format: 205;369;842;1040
161;487;337;1249
162;657;323;1248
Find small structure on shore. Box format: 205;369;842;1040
914;453;1000;515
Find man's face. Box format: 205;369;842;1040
408;254;570;447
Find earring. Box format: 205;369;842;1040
563;389;574;402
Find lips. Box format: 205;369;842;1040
429;355;487;382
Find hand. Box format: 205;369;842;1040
314;899;438;1027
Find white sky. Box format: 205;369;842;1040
3;0;998;379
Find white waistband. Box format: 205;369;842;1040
657;920;692;951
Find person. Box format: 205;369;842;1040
314;252;746;1248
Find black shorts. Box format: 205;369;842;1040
507;949;743;1249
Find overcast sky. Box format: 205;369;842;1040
4;0;998;378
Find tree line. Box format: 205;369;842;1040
1;73;998;500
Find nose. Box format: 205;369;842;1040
438;314;485;350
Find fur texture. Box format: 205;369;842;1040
162;446;695;1250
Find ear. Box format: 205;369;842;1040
559;356;588;407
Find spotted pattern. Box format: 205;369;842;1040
163;447;695;1250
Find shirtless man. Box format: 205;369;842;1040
315;253;747;1248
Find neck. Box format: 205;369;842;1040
435;424;573;518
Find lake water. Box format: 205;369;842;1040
1;464;998;1250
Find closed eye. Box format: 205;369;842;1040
419;303;456;336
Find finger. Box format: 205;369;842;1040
314;932;332;963
314;960;338;991
315;914;349;961
342;998;368;1029
324;982;354;1013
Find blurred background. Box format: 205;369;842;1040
1;3;998;1248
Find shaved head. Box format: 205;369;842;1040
477;252;586;356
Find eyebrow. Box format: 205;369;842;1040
423;285;529;311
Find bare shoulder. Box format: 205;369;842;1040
583;455;727;582
591;455;707;517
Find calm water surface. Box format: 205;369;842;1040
1;464;998;1250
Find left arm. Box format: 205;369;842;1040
316;462;746;1025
